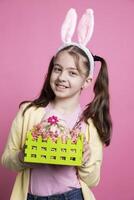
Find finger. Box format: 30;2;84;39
82;147;91;163
83;151;90;161
82;155;90;165
83;134;87;143
83;148;90;158
83;137;87;148
83;142;89;153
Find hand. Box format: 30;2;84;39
18;145;26;163
82;136;91;166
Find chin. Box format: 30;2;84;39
54;94;68;99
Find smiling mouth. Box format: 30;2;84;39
56;84;69;89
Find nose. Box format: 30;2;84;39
57;71;66;82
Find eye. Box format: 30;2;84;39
69;71;78;76
53;67;61;73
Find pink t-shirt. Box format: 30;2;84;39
29;103;86;196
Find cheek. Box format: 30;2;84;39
50;72;55;82
76;77;85;85
50;73;58;89
71;79;84;89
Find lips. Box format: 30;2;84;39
56;83;68;89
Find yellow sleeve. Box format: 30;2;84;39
1;103;29;171
78;118;103;188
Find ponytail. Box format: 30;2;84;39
81;55;112;146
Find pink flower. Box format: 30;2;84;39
47;115;59;125
30;116;82;144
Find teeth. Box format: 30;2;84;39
57;85;66;88
56;84;67;88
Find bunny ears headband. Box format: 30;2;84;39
57;8;95;79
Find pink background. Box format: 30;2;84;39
0;0;134;199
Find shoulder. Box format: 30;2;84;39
19;102;45;114
19;102;35;112
11;103;46;131
13;103;45;123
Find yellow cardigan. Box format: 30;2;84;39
1;103;103;200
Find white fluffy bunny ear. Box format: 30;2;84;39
77;9;94;46
61;8;77;44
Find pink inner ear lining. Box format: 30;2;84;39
77;8;94;46
78;16;90;45
61;8;77;44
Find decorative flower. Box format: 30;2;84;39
48;115;59;125
30;115;82;144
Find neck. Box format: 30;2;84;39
50;97;81;115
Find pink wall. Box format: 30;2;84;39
0;0;134;199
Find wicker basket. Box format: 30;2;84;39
24;131;83;166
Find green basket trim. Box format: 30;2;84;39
24;131;83;166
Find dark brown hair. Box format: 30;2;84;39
20;45;112;146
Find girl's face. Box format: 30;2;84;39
50;50;91;100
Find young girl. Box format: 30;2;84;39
1;8;112;200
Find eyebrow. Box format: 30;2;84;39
54;63;78;70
